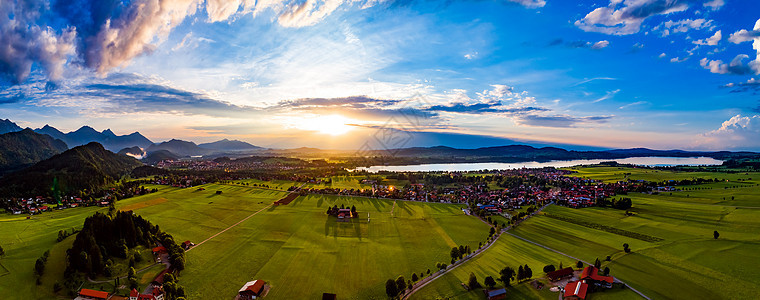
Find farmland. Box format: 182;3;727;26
0;181;491;299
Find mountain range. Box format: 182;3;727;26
0;142;143;196
34;125;153;152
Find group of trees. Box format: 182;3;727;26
449;245;472;263
33;250;50;284
385;275;410;298
65;210;161;276
325;204;357;217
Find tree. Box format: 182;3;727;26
468;272;481;289
450;247;460;261
0;245;4;256
576;261;583;269
412;273;419;282
34;258;45;276
524;265;533;280
497;267;515;287
484;276;497;289
559;262;563;269
543;264;555;273
603;267;610;276
489;227;495;237
713;230;720;239
517;265;525;281
385;279;398;298
594;257;601;269
395;276;407;293
623;243;631;253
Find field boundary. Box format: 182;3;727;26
0;261;10;278
542;213;664;242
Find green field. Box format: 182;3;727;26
0;183;491;299
565;166;760;184
506;192;760;300
3;166;760;299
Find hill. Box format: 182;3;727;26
142;149;181;164
0;142;143;196
0;129;68;174
33;125;153;151
0;118;22;134
146;139;209;157
198;139;262;151
117;146;145;158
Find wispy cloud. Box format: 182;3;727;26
619;101;648;110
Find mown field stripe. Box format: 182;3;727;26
187;203;272;252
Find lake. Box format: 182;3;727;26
352;156;723;173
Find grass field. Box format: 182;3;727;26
117;184;492;299
507;193;760;299
564;166;760;184
0;205;107;298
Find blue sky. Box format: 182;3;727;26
1;0;760;150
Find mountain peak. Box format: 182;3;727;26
102;129;116;136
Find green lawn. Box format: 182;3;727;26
178;194;490;299
564;166;760;184
507;194;760;300
410;233;642;300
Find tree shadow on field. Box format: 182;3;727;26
324;216;337;239
367;198;383;212
353;219;362;241
317;196;324;207
397;200;413;216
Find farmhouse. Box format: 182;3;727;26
580;266;614;288
129;287;165;300
563;281;588;300
152;246;167;254
75;288;109;300
483;288;507;300
337;208;352;219
237;280;266;299
181;240;194;250
546;267;574;281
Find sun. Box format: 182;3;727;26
299;114;354;136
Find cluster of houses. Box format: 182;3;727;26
546;265;615;300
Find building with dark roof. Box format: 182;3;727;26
484;288;507;300
547;267;574;281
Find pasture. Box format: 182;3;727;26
564;166;760;184
509;193;760;299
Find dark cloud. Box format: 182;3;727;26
426;102;548;114
723;79;760;95
516;115;612;128
275;96;400;109
81;83;260;117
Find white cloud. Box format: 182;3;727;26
703;0;725;10
464;52;479;60
657;18;713;36
619;101;647;110
670;57;687;63
507;0;546;8
728;19;760;44
693;30;721;46
591;40;610;49
575;0;694;35
658;52;667;58
698;115;760;150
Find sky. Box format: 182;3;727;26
1;0;760;151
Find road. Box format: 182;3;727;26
401;203;550;300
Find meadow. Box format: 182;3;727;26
506;192;760;299
0;180;491;299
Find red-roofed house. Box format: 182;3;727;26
152;246;167;254
76;288;109;300
238;280;266;299
580;266;614;288
129;287;164;300
563;281;588;300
